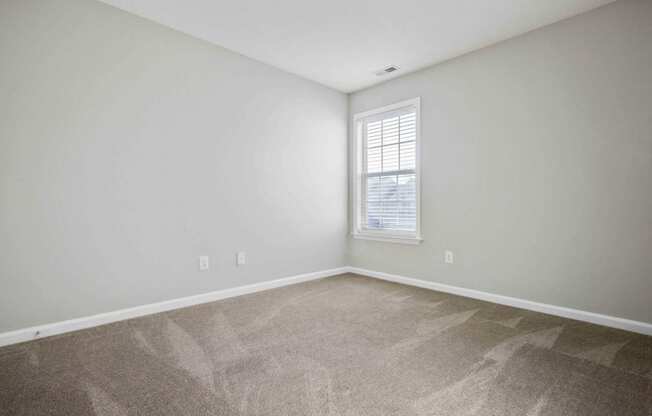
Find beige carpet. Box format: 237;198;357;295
1;273;651;415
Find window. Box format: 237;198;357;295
352;98;421;244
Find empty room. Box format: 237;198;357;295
1;0;651;414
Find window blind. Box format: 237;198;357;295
362;107;417;232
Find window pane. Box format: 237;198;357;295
380;175;399;228
364;174;417;232
399;113;416;142
382;116;399;145
367;120;382;148
382;144;399;171
397;174;417;231
367;146;382;174
366;176;382;229
399;141;415;170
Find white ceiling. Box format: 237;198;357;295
99;0;615;93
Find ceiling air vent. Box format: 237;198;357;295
376;65;399;76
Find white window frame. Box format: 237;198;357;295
351;97;422;245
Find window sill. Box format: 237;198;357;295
351;233;423;245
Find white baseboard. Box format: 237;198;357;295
347;267;652;336
2;265;650;348
0;267;348;348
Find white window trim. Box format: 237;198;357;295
351;97;422;245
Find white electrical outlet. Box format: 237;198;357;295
236;251;246;266
199;256;210;271
444;250;454;264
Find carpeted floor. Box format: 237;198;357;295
1;273;651;415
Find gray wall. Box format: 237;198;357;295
349;0;652;324
0;0;348;332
